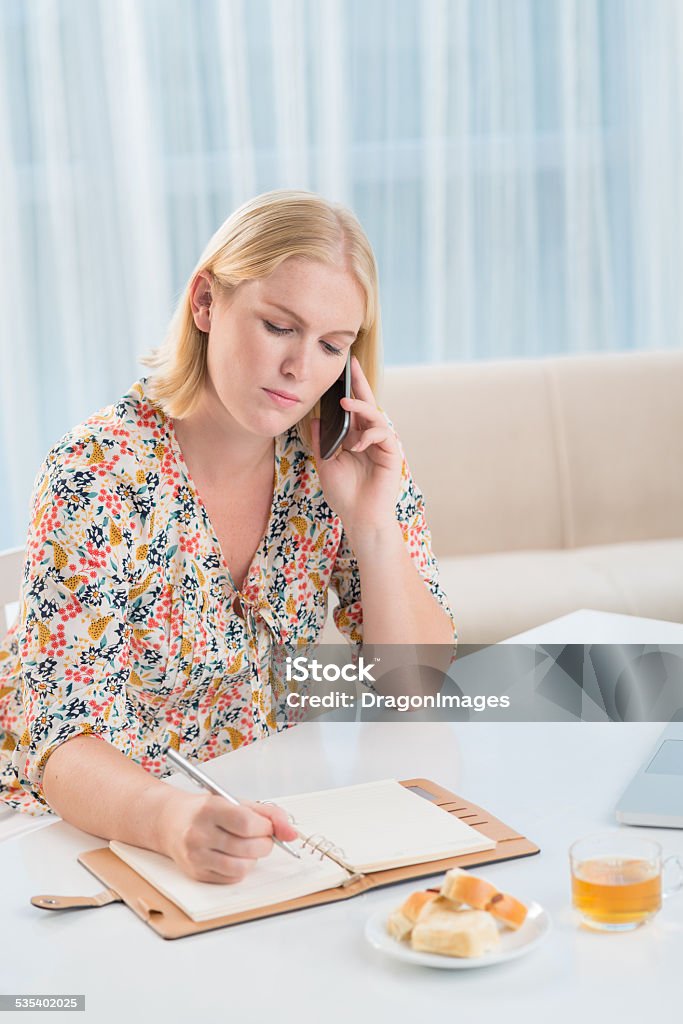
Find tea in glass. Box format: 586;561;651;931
570;833;683;931
571;856;660;928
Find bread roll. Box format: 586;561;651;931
440;867;498;909
415;894;459;920
411;909;500;958
486;891;528;930
387;890;439;941
387;908;414;941
401;890;439;923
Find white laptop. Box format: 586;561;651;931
616;723;683;827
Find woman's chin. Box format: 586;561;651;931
245;410;299;438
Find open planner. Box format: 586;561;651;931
110;779;496;922
32;777;540;938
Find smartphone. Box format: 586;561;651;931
319;351;352;460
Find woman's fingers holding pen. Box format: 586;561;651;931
245;799;299;843
159;792;298;883
207;802;298;881
212;801;296;860
193;851;258;884
213;798;297;844
160;791;289;883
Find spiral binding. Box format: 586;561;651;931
296;829;363;885
258;801;364;884
298;831;346;863
263;805;363;884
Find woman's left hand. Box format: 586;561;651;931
311;355;403;537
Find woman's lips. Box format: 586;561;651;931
263;388;300;407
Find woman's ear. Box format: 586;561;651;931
189;272;213;332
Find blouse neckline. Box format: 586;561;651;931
162;400;282;602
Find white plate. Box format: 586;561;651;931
365;900;551;970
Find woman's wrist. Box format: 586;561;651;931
141;781;187;857
344;519;403;563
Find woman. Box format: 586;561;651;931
0;190;457;881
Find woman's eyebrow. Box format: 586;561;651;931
264;302;358;339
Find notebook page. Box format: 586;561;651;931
109;838;348;922
271;779;496;872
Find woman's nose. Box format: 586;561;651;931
280;343;312;380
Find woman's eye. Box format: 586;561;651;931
264;320;342;356
263;320;291;335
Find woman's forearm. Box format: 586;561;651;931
350;522;454;646
348;522;455;694
42;735;176;851
41;735;298;882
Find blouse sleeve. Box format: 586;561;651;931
327;412;458;659
12;440;139;799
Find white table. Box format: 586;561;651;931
503;608;683;644
1;611;683;1023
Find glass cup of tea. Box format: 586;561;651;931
570;832;683;931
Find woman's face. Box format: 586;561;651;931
193;257;366;438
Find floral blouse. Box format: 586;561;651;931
0;378;457;816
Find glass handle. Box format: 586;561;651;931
662;855;683;899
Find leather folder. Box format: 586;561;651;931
32;778;540;939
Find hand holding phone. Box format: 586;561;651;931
319;351;352;459
312;353;403;536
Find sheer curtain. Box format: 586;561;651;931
1;0;682;548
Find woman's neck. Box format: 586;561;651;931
171;391;274;489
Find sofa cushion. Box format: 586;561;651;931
377;360;565;557
547;352;683;548
436;539;683;645
576;539;683;623
378;351;683;558
320;539;683;647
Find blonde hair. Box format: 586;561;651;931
141;189;382;449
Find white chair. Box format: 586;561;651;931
0;546;56;841
0;545;23;632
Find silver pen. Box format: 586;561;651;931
166;748;300;859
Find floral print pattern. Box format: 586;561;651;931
0;378;456;815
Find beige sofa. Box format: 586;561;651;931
326;349;683;645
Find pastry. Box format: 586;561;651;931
415;894;459;920
440;867;499;909
485;891;528;930
386;908;413;941
386;890;439;941
411;908;500;958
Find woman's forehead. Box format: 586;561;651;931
246;261;366;328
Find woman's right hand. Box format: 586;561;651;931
158;789;299;883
